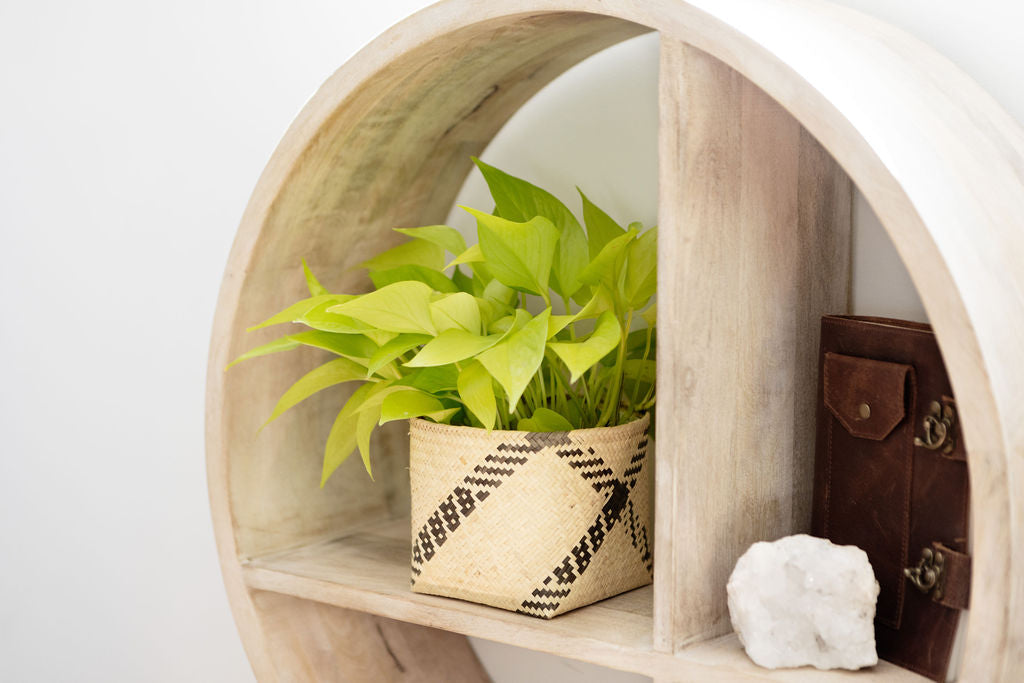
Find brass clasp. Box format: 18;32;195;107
905;547;945;599
914;401;956;454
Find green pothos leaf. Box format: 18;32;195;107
360;239;444;272
465;207;558;298
477;308;551;411
451;267;474;294
457;360;496;430
446;243;484;269
288;330;377;360
430;292;482;334
247;294;351;331
378;390;449;425
396;365;460;394
544;286;615;340
225;335;299;370
302;259;330;296
406;330;502;367
574;285;615;320
369;265;458;293
548;310;622;383
487;309;530;336
623;226;657;309
366;333;431;376
578;189;626;260
394;225;467;256
517;407;573;432
547;314;576;340
473;157;588;299
322;382;377;485
474;297;506;329
356;406;379;480
264;357;368;427
298;300;378;334
327;281;437;335
578;227;638;292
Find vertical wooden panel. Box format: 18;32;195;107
653;40;851;651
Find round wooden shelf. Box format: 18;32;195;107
207;1;1024;680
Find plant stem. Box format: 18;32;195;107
599;308;633;426
630;327;653;409
561;295;576;341
580;366;593;416
549;363;574;417
638;378;656;410
525;378;538;416
615;308;635;424
497;392;511;430
538;363;547;408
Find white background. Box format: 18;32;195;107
1;1;1021;681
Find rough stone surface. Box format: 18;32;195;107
727;534;880;671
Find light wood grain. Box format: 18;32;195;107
207;0;1024;680
654;41;852;651
243;520;923;681
244;519;654;658
251;590;490;682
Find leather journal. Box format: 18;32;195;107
811;315;971;681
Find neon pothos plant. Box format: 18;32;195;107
230;159;656;485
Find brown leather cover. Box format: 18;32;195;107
812;315;970;681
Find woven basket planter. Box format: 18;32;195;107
409;413;653;618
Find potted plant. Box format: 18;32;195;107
230;158;657;618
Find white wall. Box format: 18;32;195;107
1;1;1020;681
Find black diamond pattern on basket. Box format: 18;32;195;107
516;433;651;618
410;433;570;583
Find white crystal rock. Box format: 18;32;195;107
727;534;880;671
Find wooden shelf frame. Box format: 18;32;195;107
207;1;1024;681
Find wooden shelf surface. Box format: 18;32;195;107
243;518;654;664
242;518;926;681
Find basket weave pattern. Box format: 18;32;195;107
409;414;652;618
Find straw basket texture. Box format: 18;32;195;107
409;413;652;618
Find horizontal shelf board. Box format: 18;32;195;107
241;518;926;681
242;518;653;666
672;634;928;681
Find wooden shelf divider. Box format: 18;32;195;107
654;38;852;652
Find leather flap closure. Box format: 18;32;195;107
824;352;911;441
933;542;971;611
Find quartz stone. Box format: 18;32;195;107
727;534;880;671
